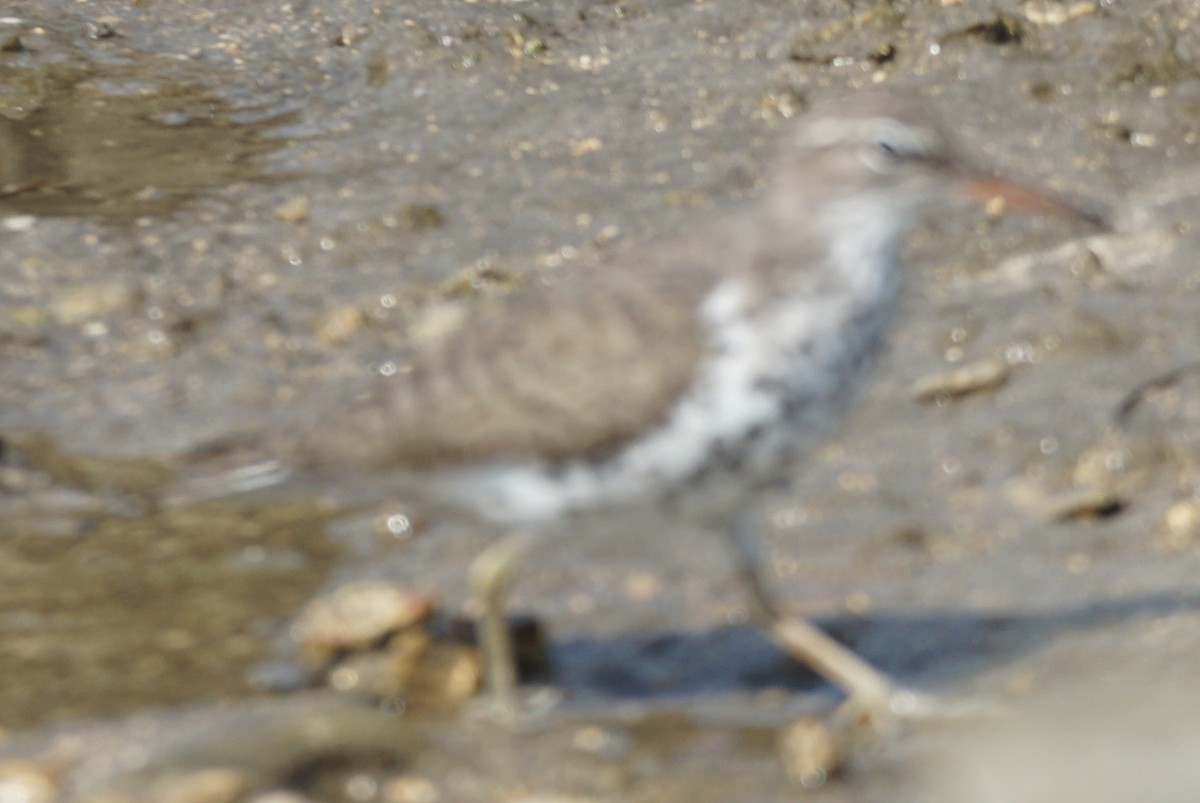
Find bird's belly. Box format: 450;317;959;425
432;325;878;528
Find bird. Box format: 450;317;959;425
177;90;1102;725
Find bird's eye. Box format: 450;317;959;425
876;139;902;159
857;121;931;173
857;139;904;174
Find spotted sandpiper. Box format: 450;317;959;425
185;92;1102;723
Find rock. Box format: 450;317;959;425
290;582;434;668
779;717;840;788
1021;1;1098;27
273;196;310;223
1162;500;1200;551
912;358;1010;402
1006;479;1125;522
150;768;251;803
49;282;137;326
314;304;366;346
0;760;57;803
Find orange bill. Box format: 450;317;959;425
957;171;1107;228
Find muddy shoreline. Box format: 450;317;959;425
2;1;1199;800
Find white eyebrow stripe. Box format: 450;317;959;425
801;119;850;147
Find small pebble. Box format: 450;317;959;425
1162;500;1200;550
1021;0;1097;27
779;717;840;788
150;768;250;803
382;775;439;803
569;137;603;156
912;358;1009;402
274;195;310;223
1007;479;1125;522
315;304;366;345
50;282;136;326
1;215;36;232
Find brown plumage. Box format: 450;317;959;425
297;234;736;471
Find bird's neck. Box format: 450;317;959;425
817;194;908;302
755;189;909;308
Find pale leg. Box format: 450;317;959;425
467;530;533;722
726;509;904;717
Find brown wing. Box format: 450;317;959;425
301;261;719;471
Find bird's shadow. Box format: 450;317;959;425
545;591;1199;702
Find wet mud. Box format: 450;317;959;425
2;1;1200;801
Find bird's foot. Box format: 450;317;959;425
782;685;1010;785
779;688;923;786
